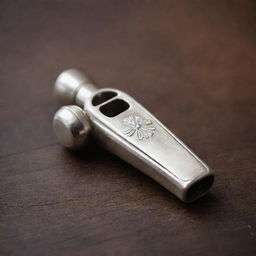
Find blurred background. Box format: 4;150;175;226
0;1;255;255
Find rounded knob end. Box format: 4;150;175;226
54;69;94;105
53;105;91;149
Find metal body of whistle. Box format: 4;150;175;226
53;69;214;202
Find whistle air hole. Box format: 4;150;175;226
92;91;117;106
100;99;130;117
185;175;214;202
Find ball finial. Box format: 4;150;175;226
53;105;91;149
54;69;97;106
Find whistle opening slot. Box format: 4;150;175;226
185;175;214;202
100;99;130;117
92;91;117;106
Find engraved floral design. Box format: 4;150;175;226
123;115;156;140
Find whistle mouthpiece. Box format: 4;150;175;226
53;69;214;202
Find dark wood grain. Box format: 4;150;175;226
0;0;256;255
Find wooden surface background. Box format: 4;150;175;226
0;0;255;255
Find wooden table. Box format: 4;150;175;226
1;1;255;255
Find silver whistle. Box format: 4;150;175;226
53;69;214;202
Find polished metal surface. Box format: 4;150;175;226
53;69;214;202
54;69;97;106
53;105;91;149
